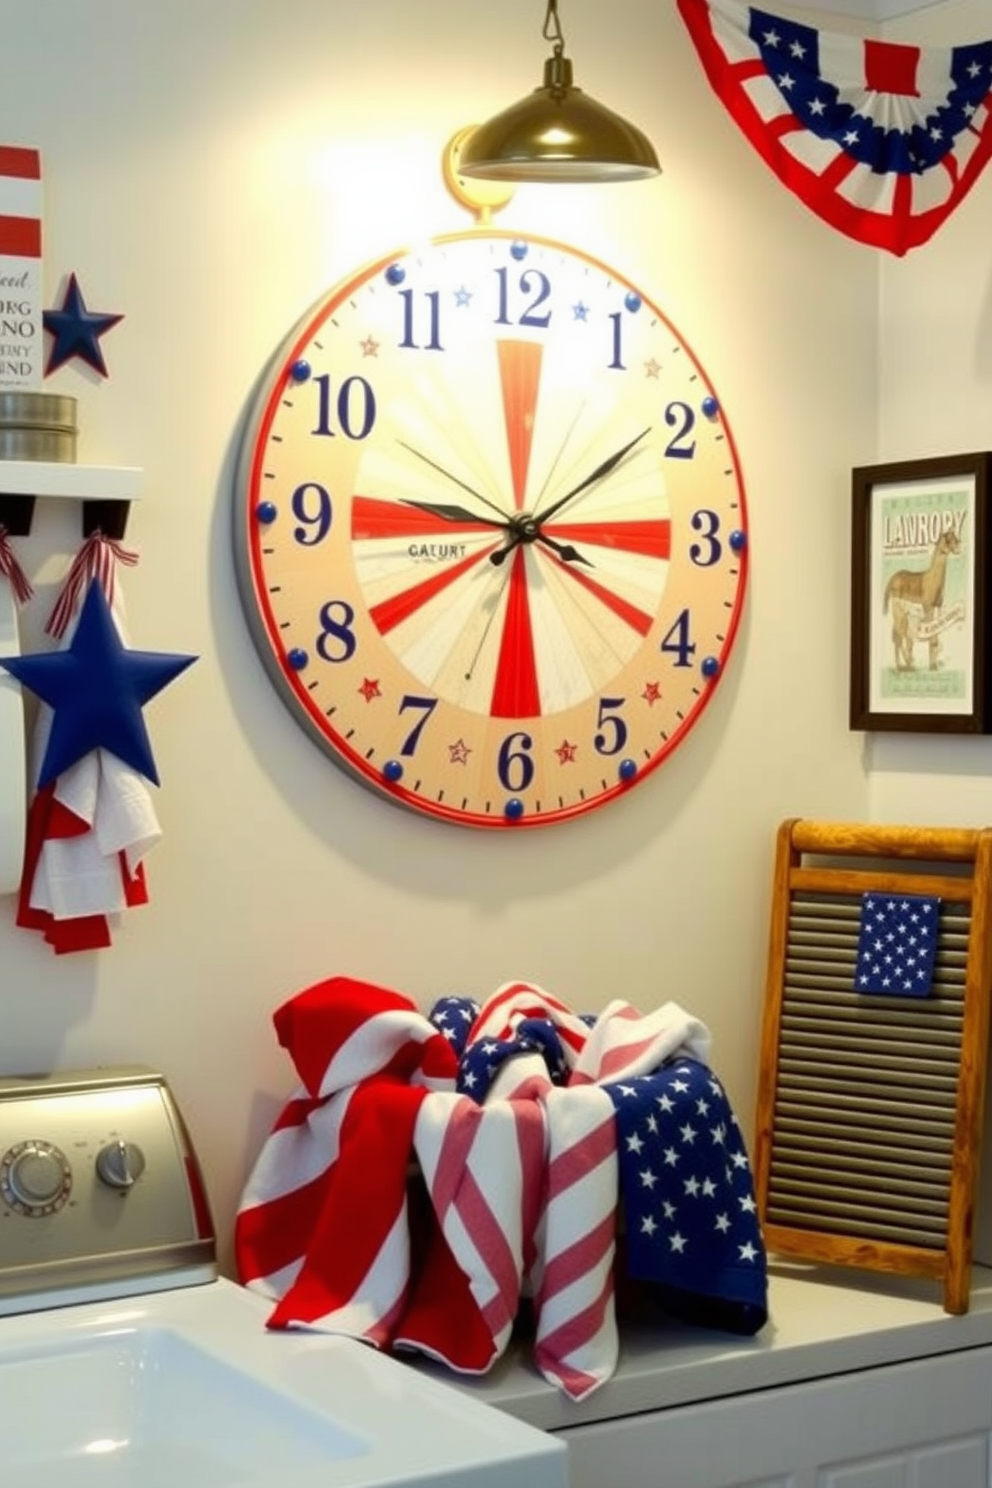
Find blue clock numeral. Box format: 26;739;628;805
316;600;358;663
398;695;438;755
689;509;722;567
664;401;697;459
497;730;535;792
291;482;332;545
312;373;377;439
660;608;696;668
593;697;628;756
608;311;624;371
398;288;443;351
494;267;552;329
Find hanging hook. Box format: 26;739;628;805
542;0;565;55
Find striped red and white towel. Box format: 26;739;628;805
235;977;713;1399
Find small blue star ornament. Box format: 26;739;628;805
0;580;196;787
43;273;124;377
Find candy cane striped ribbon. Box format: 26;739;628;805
0;525;32;604
46;531;138;639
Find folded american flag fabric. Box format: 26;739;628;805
235;976;766;1399
678;0;992;255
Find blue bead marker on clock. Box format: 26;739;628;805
287;648;309;671
701;395;720;419
289;359;311;383
383;760;404;783
255;501;277;525
385;264;406;285
618;758;637;782
729;529;747;553
701;656;721;679
504;798;525;821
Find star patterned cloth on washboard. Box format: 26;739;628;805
677;0;992;254
855;892;940;997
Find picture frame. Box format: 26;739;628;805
849;452;992;733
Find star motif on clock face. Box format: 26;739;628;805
555;740;577;764
358;677;381;702
360;336;379;357
644;359;661;379
642;681;662;705
43;273;124;378
454;287;472;307
448;738;471;764
571;301;589;321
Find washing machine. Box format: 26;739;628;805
0;1065;567;1488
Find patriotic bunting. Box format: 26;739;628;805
235;977;767;1401
855;891;940;996
678;0;992;254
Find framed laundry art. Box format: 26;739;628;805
849;452;992;733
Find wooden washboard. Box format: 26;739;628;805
753;819;992;1314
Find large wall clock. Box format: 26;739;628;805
233;228;748;829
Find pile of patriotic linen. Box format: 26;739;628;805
235;977;768;1400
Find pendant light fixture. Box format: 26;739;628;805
457;0;660;184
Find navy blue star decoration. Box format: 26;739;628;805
0;580;196;788
43;273;124;377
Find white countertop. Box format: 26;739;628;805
412;1262;992;1433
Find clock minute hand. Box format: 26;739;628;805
397;441;509;523
400;498;507;530
536;428;652;526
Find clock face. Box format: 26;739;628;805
234;230;748;829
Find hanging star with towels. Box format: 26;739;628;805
0;579;196;788
43;273;124;377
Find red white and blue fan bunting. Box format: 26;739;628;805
678;0;992;254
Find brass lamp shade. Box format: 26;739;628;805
458;55;660;183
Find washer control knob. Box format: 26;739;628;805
96;1139;146;1190
1;1140;72;1215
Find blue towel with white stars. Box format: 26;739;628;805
606;1059;767;1334
429;997;767;1335
429;997;582;1095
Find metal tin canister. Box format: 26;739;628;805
0;392;78;462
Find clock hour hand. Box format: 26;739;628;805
489;530;592;567
400;498;507;530
537;533;593;566
536;428;652;526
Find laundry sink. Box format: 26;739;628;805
0;1279;567;1488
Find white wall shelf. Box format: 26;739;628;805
0;462;142;539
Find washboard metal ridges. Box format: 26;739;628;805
753;819;992;1314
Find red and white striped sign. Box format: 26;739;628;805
0;145;42;388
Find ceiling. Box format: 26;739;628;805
783;0;944;18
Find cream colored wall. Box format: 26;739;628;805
871;0;992;824
2;0;876;1268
